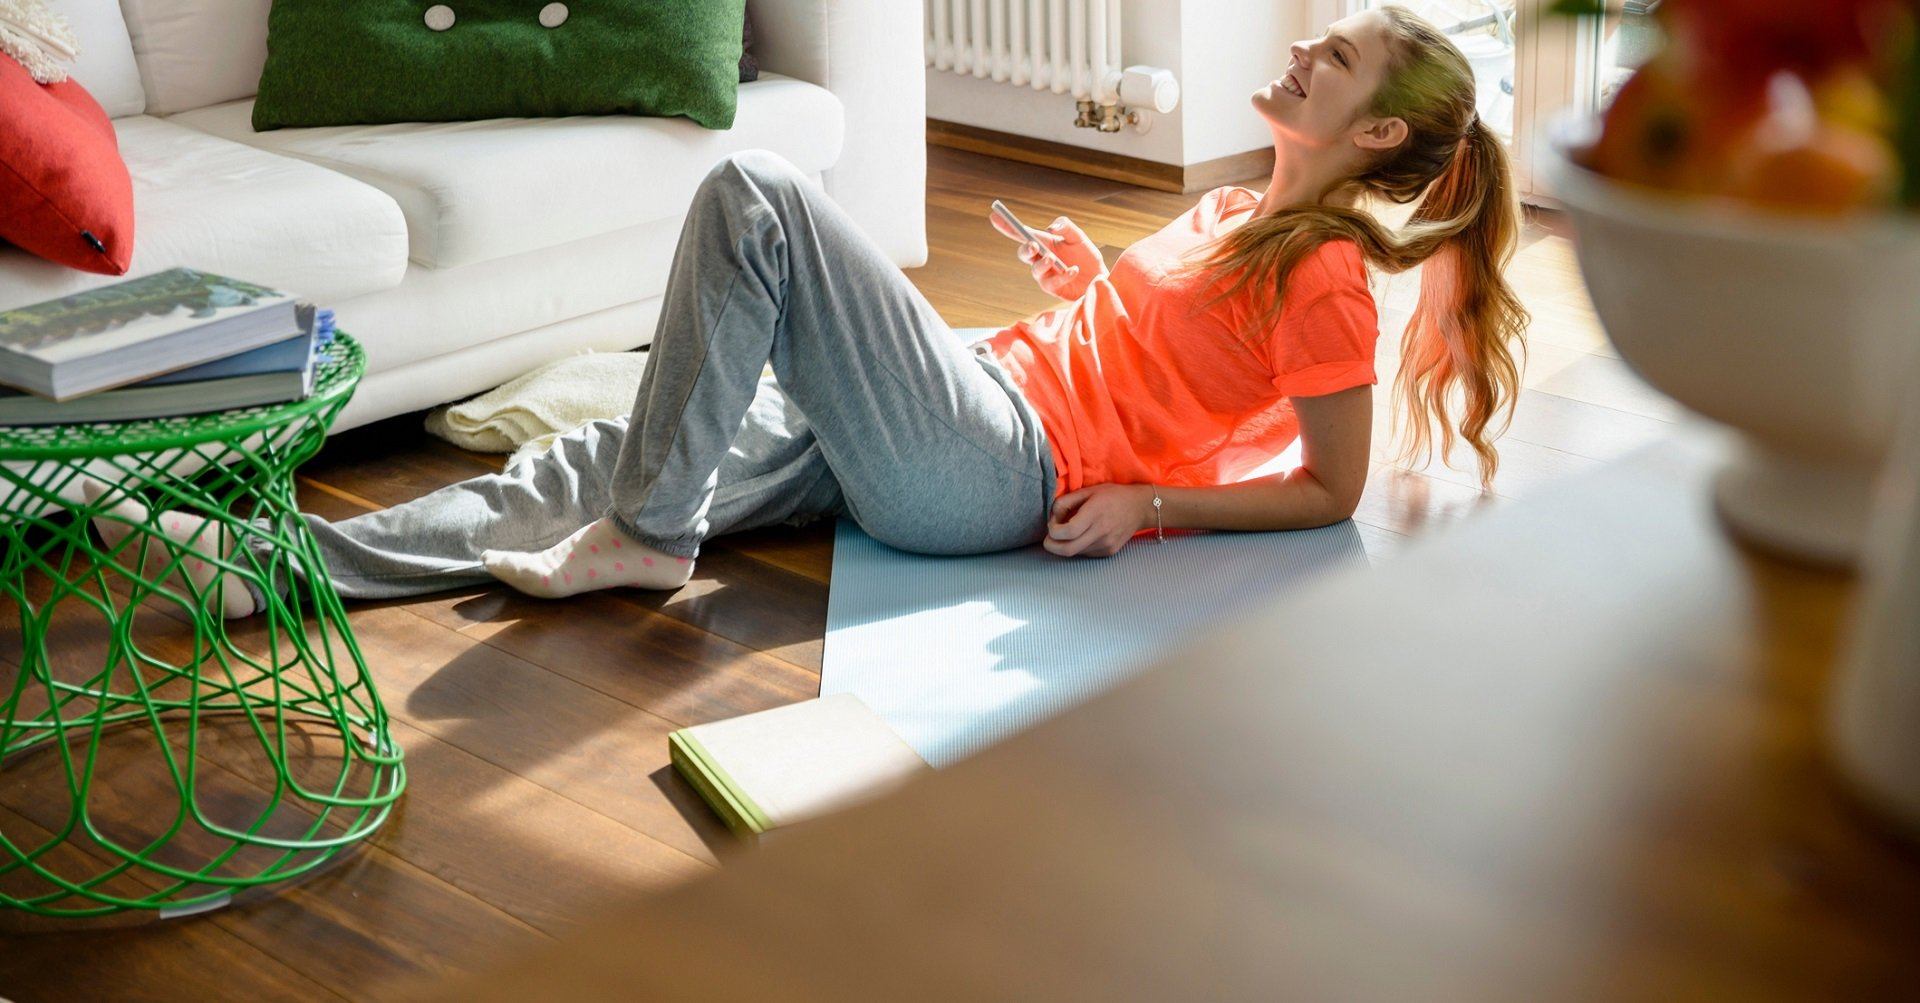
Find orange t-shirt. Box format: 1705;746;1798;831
983;185;1380;495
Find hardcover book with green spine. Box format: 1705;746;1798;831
668;694;929;840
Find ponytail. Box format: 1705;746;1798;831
1394;116;1527;487
1184;9;1528;490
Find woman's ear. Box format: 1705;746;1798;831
1353;116;1409;153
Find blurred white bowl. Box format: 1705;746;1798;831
1546;125;1920;567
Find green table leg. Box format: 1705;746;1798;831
0;335;405;919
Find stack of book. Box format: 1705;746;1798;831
0;268;333;425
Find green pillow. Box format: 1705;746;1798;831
252;0;746;131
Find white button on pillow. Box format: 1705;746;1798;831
538;3;568;28
424;5;455;30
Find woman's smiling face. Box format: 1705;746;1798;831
1253;9;1398;151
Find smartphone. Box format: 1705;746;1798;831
991;199;1069;270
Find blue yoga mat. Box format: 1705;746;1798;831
821;520;1372;766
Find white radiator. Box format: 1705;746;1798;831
925;0;1179;123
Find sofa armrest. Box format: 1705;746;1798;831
748;0;927;267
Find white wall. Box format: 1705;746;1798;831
926;0;1319;168
1179;0;1307;164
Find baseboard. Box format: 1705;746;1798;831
1180;147;1278;194
927;119;1273;194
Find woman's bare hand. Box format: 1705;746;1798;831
992;213;1106;301
1043;483;1153;558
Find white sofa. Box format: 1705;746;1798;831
0;0;927;433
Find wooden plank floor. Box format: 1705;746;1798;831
0;144;1673;1000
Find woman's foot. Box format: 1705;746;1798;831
480;518;693;598
81;480;257;619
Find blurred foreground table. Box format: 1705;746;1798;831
447;429;1920;1000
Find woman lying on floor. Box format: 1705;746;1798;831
87;5;1527;619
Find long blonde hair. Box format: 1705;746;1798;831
1189;7;1528;488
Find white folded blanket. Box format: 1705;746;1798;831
425;350;649;468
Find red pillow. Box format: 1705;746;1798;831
0;56;135;275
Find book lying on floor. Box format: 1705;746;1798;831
0;268;303;401
669;694;929;840
0;319;327;425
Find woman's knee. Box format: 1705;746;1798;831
701;150;804;202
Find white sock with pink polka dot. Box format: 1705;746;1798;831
480;517;693;598
81;479;258;620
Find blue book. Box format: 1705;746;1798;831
143;329;314;385
138;309;333;385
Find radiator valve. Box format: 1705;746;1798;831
1117;65;1180;114
1076;65;1178;132
1076;100;1131;132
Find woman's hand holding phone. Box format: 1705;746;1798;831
990;209;1105;301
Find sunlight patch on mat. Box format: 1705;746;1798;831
822;520;1372;766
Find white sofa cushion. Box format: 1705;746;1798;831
117;0;269;116
338;299;662;434
337;214;685;376
0;116;408;311
168;73;846;269
45;0;145;117
330;168;814;375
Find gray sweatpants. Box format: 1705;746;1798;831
290;150;1058;600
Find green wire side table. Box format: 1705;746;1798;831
0;334;405;921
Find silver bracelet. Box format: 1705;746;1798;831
1151;486;1164;543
